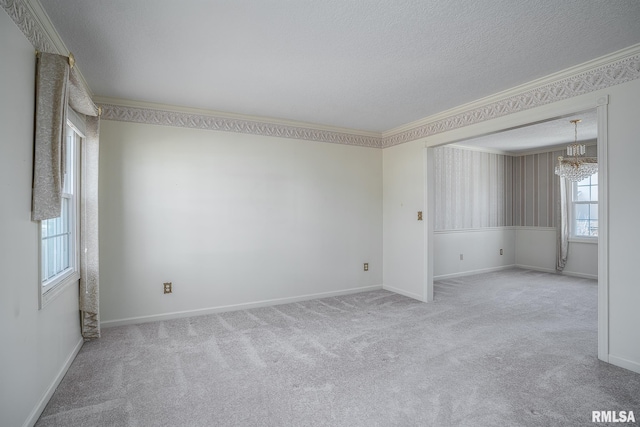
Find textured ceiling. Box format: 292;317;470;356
39;0;640;133
456;109;598;154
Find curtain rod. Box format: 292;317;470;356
34;50;75;69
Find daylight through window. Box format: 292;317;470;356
41;124;80;294
572;172;598;238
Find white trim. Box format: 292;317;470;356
562;271;598;280
23;336;83;427
1;0;94;97
424;147;434;302
435;265;596;281
38;126;81;310
608;355;640;375
596;98;609;362
98;101;383;148
2;1;639;147
434;265;517;281
94;96;380;139
514;139;597;158
514;264;557;274
382;284;424;302
384;45;639;137
512;264;597;281
568;237;598;245
435;226;518;234
434;226;559;234
448;143;512;156
383;44;640;146
40;274;79;308
102;285;382;328
516;226;556;232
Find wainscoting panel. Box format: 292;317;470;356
434;228;516;279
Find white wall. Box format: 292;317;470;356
0;10;83;427
382;140;426;300
434;228;516;279
515;227;597;279
514;227;556;272
99;120;383;324
603;78;640;373
564;241;598;278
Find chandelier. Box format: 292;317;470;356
554;119;597;182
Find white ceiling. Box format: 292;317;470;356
39;0;640;133
454;109;598;154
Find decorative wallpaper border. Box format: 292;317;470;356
99;104;384;148
3;0;640;148
382;53;640;148
1;0;53;52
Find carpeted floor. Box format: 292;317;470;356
36;268;640;426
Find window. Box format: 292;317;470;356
40;123;81;304
571;172;598;238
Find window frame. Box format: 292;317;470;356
569;172;598;243
39;121;82;309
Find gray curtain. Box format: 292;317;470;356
32;53;69;221
33;52;101;339
556;177;570;271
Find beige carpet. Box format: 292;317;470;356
36;268;640;426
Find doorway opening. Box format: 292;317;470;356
424;98;609;362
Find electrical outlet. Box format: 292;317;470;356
364;263;369;271
460;254;463;261
500;249;503;255
164;282;172;294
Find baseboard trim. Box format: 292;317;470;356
562;271;598;280
514;264;557;274
24;335;84;427
608;355;640;375
102;285;383;328
382;284;424;302
434;265;516;281
514;264;597;280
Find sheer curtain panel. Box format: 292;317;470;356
556;177;570;271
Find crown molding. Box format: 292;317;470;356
1;0;53;51
4;0;639;150
450;138;598;158
512;139;597;157
1;0;93;96
446;144;513;156
381;43;640;148
97;98;383;148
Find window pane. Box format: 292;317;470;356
41;124;78;290
591;185;598;202
575;204;590;220
575;220;589;236
590;204;598;220
576;187;589;201
62;129;73;194
589;220;598;237
577;175;591;186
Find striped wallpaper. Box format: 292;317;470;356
434;144;596;230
